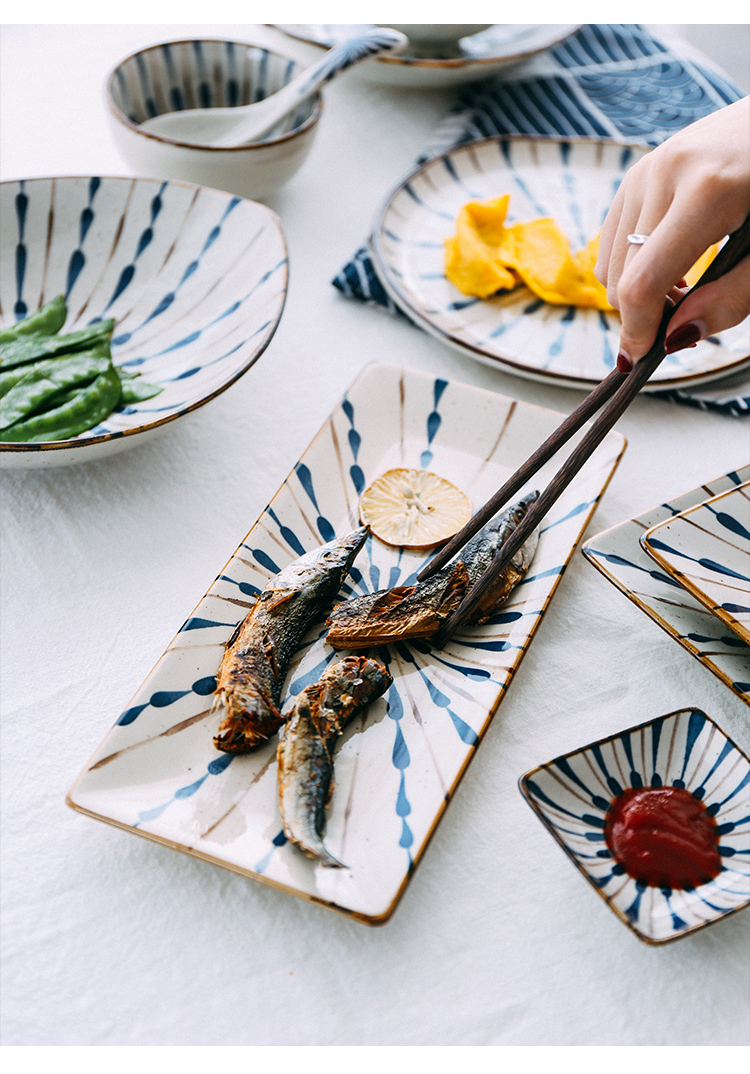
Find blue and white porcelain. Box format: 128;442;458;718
105;39;321;200
370;135;750;390
520;707;750;944
642;482;750;646
582;467;750;707
0;175;287;469
67;363;625;925
274;25;580;87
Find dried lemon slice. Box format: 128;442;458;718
359;468;471;548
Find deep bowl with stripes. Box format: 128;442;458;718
105;39;322;201
520;707;750;944
0;175;288;469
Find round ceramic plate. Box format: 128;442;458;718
272;24;580;87
369;135;750;391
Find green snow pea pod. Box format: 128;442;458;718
0;367;33;400
0;365;122;442
118;377;164;404
0;294;67;343
0;347;112;429
0;318;115;370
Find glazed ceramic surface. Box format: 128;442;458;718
582;467;750;706
641;483;750;645
105;39;321;200
520;707;750;944
370;136;750;391
273;25;580;87
0;176;287;469
68;363;625;925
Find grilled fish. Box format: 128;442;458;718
277;655;392;867
326;492;539;648
214;528;368;754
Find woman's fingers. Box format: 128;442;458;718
664;253;750;352
613;197;731;363
595;99;750;369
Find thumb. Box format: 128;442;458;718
664;254;750;353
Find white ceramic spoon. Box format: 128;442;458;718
140;28;408;147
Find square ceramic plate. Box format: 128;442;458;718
519;707;750;943
369;136;750;390
582;467;750;707
641;482;750;645
67;362;625;925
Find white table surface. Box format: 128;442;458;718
1;22;749;1049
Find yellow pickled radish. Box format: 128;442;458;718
359;467;471;548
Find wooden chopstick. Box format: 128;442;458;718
431;211;750;647
416;367;628;583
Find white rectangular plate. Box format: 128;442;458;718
68;363;625;924
582;466;750;708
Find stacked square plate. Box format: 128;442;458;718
582;467;750;707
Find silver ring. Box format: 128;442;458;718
626;232;650;246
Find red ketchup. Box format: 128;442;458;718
604;785;721;890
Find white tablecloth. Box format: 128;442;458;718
1;23;749;1049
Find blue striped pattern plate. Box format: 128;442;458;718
67;363;625;925
582;467;750;706
369;135;750;391
0;176;287;467
520;707;750;944
642;482;750;646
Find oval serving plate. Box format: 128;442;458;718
272;24;580;87
369;135;750;391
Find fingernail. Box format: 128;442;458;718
616;351;633;373
665;321;705;354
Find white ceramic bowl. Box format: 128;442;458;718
105;39;322;201
0;175;288;469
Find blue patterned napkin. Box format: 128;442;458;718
333;24;749;415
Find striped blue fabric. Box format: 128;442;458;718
333;24;749;415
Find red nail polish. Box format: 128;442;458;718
616;351;633;373
665;322;703;354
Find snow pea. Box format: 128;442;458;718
117;375;164;404
0;318;115;370
0;365;122;442
0;294;67;343
0;347;112;429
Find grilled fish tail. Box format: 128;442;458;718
277;655;392;867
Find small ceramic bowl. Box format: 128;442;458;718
105;39;322;201
519;708;750;944
0;175;288;469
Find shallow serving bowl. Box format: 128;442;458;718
105;39;321;201
520;707;750;944
273;24;580;87
0;175;287;469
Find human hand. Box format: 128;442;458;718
595;96;750;371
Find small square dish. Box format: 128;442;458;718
640;482;750;646
519;707;750;944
